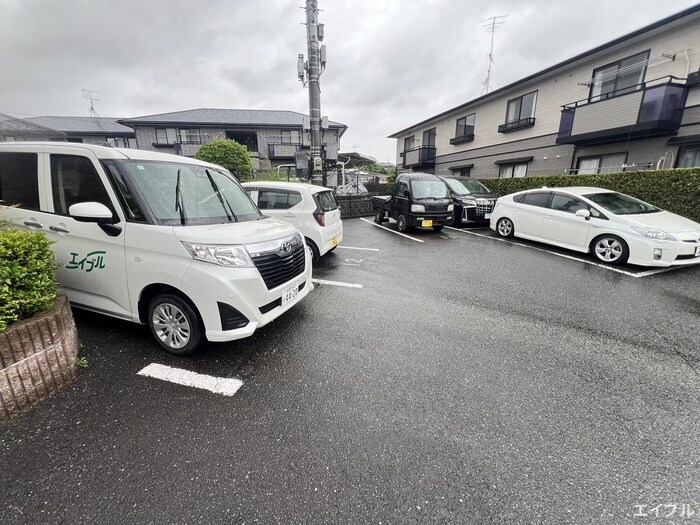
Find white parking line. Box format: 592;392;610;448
312;278;364;288
335;246;380;252
137;363;243;396
360;218;424;243
448;227;683;278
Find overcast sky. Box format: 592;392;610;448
1;0;697;163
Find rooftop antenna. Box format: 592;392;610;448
82;88;101;118
480;15;508;95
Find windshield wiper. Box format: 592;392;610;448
174;168;187;226
205;169;238;222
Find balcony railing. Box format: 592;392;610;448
268;143;302;159
450;125;475;145
401;146;436;169
498;117;536;134
557;76;688;146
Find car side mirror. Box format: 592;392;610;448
69;202;114;223
575;209;591;219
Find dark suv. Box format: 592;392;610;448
439;176;499;226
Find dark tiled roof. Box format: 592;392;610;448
24;116;135;135
119;108;347;129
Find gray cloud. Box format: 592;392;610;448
0;0;696;162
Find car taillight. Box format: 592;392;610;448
313;211;325;227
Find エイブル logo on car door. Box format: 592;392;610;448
66;251;106;272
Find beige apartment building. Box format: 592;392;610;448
389;5;700;179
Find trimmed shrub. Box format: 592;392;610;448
195;140;253;181
0;228;58;332
477;168;700;223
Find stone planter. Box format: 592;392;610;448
0;295;79;423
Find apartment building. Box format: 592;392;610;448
389;5;700;179
23;116;136;148
119;108;347;172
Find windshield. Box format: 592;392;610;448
444;178;491;195
117;160;262;225
584;192;660;215
411;180;449;199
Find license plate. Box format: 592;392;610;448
484;213;491;219
332;237;339;247
695;246;700;257
421;220;433;227
281;283;299;306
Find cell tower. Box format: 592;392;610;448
82;88;101;118
480;15;508;95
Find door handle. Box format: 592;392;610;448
283;213;296;218
49;225;70;234
23;221;43;228
544;215;554;220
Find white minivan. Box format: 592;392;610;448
0;143;312;354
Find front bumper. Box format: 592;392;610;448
180;248;313;342
627;236;700;267
408;213;454;228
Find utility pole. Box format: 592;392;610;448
298;0;327;186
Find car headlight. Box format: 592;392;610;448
182;242;255;267
630;226;677;241
447;204;454;212
411;204;425;213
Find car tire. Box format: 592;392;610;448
432;225;444;231
496;217;515;238
305;238;320;264
148;293;203;355
374;209;384;224
397;215;408;232
591;235;629;265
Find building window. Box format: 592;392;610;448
281;130;301;144
404;135;415;151
499;163;528;178
499;91;537;133
156;128;177;145
452;114;475;144
576;153;627;174
178;129;201;144
422;128;436;147
127;137;137;149
589;50;649;102
676;146;700;168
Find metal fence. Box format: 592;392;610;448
335;194;376;219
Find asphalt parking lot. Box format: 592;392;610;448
2;217;699;525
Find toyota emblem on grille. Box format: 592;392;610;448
280;241;292;254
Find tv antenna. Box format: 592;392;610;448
82;88;101;118
480;15;508;95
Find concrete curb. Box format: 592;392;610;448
0;295;79;423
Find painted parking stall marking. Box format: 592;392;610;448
445;226;683;278
360;218;424;243
138;363;243;396
335;246;380;252
312;278;363;289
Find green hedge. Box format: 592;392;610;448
477;168;700;223
0;229;58;332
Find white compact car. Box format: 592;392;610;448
489;186;700;267
243;181;343;264
0;143;312;354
